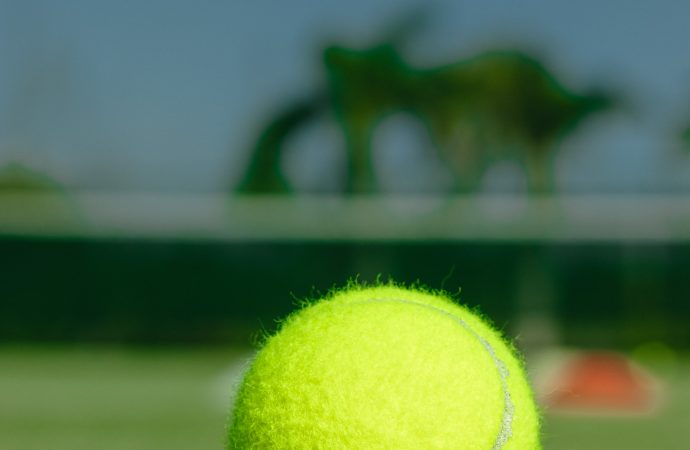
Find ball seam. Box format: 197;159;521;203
358;297;514;450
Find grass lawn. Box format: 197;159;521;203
1;345;688;449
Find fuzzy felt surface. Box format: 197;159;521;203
229;285;541;449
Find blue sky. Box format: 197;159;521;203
2;0;690;192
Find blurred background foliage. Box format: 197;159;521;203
1;1;688;348
2;1;690;449
239;10;613;194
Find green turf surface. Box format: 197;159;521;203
0;346;251;450
1;346;688;449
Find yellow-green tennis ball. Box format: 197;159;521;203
229;285;541;449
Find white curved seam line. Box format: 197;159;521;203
362;298;514;449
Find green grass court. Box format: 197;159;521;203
1;346;689;449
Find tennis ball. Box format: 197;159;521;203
228;284;541;449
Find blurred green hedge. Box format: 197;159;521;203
1;238;688;347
